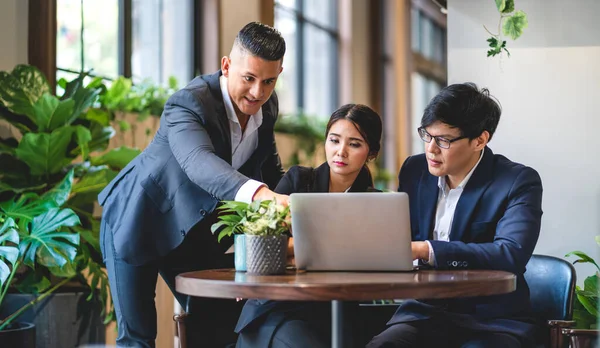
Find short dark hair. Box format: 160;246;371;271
326;104;382;158
234;22;286;61
421;82;502;140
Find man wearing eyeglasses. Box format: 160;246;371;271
368;83;543;348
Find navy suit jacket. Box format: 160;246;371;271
390;146;543;340
98;71;284;265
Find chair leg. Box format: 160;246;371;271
174;312;189;348
548;320;576;348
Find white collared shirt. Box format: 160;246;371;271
427;150;484;265
220;75;265;203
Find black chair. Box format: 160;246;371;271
524;254;577;348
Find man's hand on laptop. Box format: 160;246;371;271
411;241;430;261
253;186;290;207
286;237;295;267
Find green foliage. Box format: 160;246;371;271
494;0;515;13
502;10;528;40
0;194;81;330
487;37;510;58
565;239;600;329
212;200;290;241
97;75;178;118
275;112;326;167
485;0;528;58
0;64;140;326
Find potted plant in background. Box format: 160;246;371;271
564;237;599;347
212;200;290;275
89;75;178;149
0;181;81;347
0;64;140;347
274;112;326;167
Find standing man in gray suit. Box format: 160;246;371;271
98;22;288;347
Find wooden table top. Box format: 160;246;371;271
175;268;516;301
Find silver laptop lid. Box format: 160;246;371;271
290;192;413;271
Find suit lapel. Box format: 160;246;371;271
450;147;494;241
312;163;330;192
418;171;439;240
206;71;232;164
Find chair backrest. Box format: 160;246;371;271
524;254;577;321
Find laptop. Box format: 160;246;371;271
290;192;414;271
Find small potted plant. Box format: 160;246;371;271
212;200;290;275
564;237;599;347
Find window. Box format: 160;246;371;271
57;0;194;86
57;0;119;82
274;0;339;119
410;3;447;155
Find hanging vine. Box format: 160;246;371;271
485;0;529;58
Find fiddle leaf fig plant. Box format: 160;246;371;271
485;0;529;57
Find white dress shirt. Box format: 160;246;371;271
220;75;266;203
426;150;484;265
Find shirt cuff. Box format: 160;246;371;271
425;240;436;266
234;180;266;204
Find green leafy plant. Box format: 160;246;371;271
83;75;177;148
274;112;326;167
485;0;529;57
0;64;141;325
211;200;290;241
0;183;81;330
565;236;600;329
94;75;178;118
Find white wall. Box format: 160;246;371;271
0;0;28;71
448;0;600;281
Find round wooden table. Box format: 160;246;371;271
176;269;516;348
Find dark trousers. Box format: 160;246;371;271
366;319;524;348
101;218;243;348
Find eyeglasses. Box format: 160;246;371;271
417;127;468;149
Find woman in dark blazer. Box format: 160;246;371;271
235;103;384;348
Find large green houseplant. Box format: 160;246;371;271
87;75;178;149
563;237;599;347
212;200;290;275
0;64;141;335
566;238;599;329
0;179;81;332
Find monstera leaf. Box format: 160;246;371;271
0;193;57;230
0;65;50;122
0;218;19;285
19;208;80;269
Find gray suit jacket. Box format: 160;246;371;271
98;71;284;265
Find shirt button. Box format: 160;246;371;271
180;229;185;236
200;209;206;216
